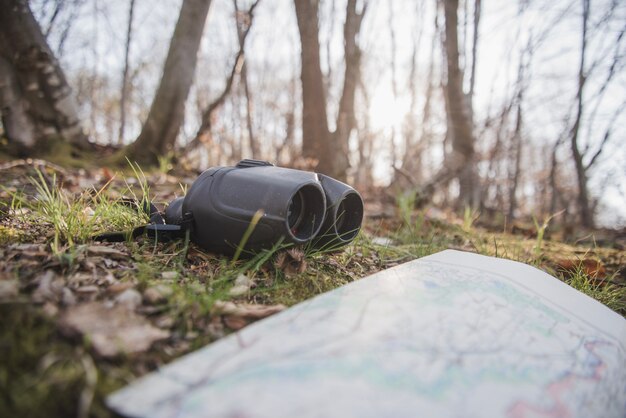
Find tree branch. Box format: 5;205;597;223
183;0;261;155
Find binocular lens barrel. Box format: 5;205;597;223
333;192;363;241
310;174;364;249
287;185;326;241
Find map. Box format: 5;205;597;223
107;250;626;418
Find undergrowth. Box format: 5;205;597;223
563;265;626;315
0;168;624;417
4;168;149;248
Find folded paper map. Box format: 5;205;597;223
107;250;626;418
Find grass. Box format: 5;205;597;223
532;211;563;260
4;169;149;249
561;263;626;315
0;166;624;417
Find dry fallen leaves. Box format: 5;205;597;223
0;278;18;300
228;274;256;296
274;248;307;276
143;285;173;305
555;258;606;278
211;300;286;330
59;302;170;358
86;245;129;260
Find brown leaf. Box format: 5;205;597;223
58;302;169;358
556;258;606;278
228;274;256;296
107;281;133;295
212;300;286;323
86;245;128;260
143;285;173;305
223;315;249;330
115;288;143;311
32;270;65;303
0;279;18;300
9;243;48;259
275;248;307;276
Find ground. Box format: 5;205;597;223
0;160;624;418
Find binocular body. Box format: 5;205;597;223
165;160;364;255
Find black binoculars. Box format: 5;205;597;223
164;159;364;255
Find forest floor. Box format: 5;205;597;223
0;159;625;418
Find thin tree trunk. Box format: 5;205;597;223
400;1;426;183
468;0;480;103
508;89;523;222
443;0;478;208
118;0;136;145
323;0;335;100
127;0;212;165
0;0;88;154
294;0;332;169
332;0;366;181
569;0;594;228
388;0;398;171
234;0;259;158
548;137;564;215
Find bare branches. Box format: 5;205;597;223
185;0;261;155
584;98;626;171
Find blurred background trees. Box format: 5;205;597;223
1;0;625;229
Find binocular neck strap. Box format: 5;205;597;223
94;198;186;243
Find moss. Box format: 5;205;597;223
42;139;99;169
0;304;91;417
0;225;24;245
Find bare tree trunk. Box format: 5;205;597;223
355;76;374;190
332;0;366;181
118;0;136;145
294;0;366;180
507;87;523;222
400;1;427;183
548;137;565;216
234;0;259;159
294;0;332;170
0;55;37;148
322;0;336;100
468;0;480;103
0;0;88;154
569;0;594;228
443;0;478;208
388;0;399;171
126;0;212;165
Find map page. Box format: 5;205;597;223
107;250;626;418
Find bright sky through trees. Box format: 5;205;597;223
30;0;626;226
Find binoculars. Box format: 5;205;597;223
164;159;364;255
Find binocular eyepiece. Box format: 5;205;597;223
165;159;364;255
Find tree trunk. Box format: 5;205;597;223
332;0;366;181
118;0;136;145
294;0;366;181
234;0;259;159
569;0;594;228
507;93;523;222
294;0;332;172
387;0;398;172
126;0;212;165
443;0;478;208
0;0;88;155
